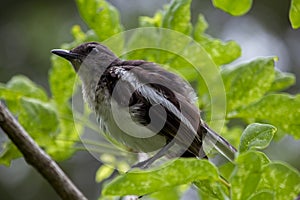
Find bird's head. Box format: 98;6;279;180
51;42;118;72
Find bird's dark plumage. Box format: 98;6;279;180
96;60;204;156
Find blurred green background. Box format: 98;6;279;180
0;0;299;199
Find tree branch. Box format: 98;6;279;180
0;102;87;200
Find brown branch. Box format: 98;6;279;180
0;102;87;200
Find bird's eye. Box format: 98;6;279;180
86;45;96;54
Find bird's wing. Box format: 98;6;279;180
99;61;204;156
97;60;237;160
119;60;197;104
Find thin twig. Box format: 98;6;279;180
0;102;87;200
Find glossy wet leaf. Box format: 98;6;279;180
230;151;270;200
218;161;235;181
196;180;229;200
258;162;300;200
0;75;48;113
194;15;241;66
19;98;59;139
149;187;182;200
234;94;300;139
222;57;275;112
5;75;47;101
102;159;219;196
269;70;295;92
0;143;22;166
212;0;253;16
96;165;115;183
247;190;275;200
239;123;276;153
162;0;192;35
76;0;123;41
289;0;300;29
140;11;163;27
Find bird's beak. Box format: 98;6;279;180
51;49;81;61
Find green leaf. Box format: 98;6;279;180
125;28;161;62
212;0;253;16
149;187;182;200
0;142;22;166
102;158;219;196
19;98;59;145
0;97;74;163
162;0;192;35
247;190;275;200
76;0;123;41
49;103;79;161
3;75;47;101
269;70;296;92
139;11;163;27
239;123;276;153
258;162;300;200
193;14;208;34
203;39;241;66
194;15;241;66
167;51;198;81
71;25;87;42
71;25;99;44
222;57;276;112
196;180;229;200
218;161;235;180
289;0;300;29
49;56;77;104
156;0;194;64
234;94;300;139
230;151;270;200
96;165;114;183
0;75;48;113
138;0;192;66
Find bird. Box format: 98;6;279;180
51;42;236;168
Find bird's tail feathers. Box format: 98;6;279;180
202;123;237;162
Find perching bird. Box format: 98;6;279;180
52;42;236;168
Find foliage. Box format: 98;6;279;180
212;0;253;16
212;0;300;29
0;0;300;199
102;124;300;200
0;74;78;164
289;0;300;28
103;159;219;196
